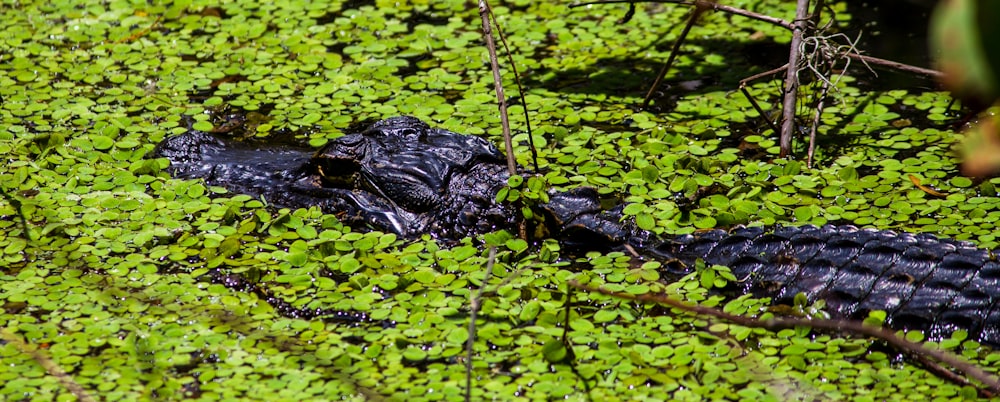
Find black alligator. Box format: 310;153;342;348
154;116;517;239
153;116;1000;346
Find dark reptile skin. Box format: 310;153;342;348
648;224;1000;346
154;116;1000;346
153;117;516;239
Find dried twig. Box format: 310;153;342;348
0;188;34;241
479;0;531;240
568;279;1000;396
478;0;517;176
846;53;944;79
642;0;712;108
739;64;788;134
571;0;794;30
558;283;595;399
579;0;944;160
778;0;812;157
463;261;530;400
465;247;497;402
807;78;831;167
1;329;96;402
117;14;162;43
485;7;539;173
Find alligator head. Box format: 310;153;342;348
305;116;517;237
153;116;521;239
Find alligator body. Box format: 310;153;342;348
154;116;1000;346
650;225;1000;345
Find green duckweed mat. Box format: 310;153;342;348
2;0;1000;400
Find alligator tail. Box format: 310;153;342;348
644;224;1000;346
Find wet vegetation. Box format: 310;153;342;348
2;0;1000;400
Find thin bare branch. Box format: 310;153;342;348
479;0;530;240
478;0;517;175
0;188;34;241
1;329;96;402
778;0;811;157
642;0;712;108
465;247;497;402
809;0;827;28
807;78;831;167
585;0;944;157
739;64;788;135
846;53;943;79
568;280;1000;396
571;0;794;30
486;8;539;173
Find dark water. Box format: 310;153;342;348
842;0;939;91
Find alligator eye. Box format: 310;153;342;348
397;127;420;140
332;135;364;147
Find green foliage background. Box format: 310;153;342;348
2;0;1000;400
